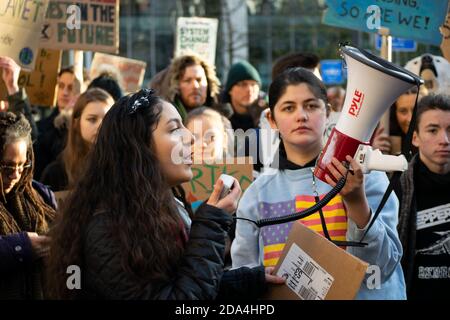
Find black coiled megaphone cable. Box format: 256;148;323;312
234;170;348;228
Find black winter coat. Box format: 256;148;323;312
80;203;267;300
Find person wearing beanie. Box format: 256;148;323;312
223;61;264;132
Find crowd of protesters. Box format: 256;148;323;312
0;46;449;301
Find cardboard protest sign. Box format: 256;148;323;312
0;48;61;106
40;0;119;53
323;0;449;45
90;52;146;94
0;0;49;70
265;222;368;300
182;158;253;209
175;17;218;65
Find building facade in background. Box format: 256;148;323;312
107;0;441;90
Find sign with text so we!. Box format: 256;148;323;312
0;0;49;70
323;0;449;46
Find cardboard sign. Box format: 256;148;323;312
265;222;368;300
323;0;449;45
175;17;218;65
0;0;49;70
0;48;61;106
182;158;253;208
40;0;119;54
90;52;146;94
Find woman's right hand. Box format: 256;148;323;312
207;177;242;214
27;232;51;259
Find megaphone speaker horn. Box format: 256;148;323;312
314;45;423;182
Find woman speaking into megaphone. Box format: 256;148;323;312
230;67;406;300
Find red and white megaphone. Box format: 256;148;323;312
314;45;423;182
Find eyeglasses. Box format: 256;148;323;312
0;162;32;175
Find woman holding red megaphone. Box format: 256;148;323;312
231;67;406;300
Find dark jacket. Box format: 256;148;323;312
0;231;43;299
40;156;68;192
80;203;267;299
395;154;417;294
0;182;56;299
34;109;68;180
0;232;34;274
32;180;58;210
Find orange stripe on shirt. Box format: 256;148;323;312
295;194;347;242
263;243;285;267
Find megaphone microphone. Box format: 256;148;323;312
314;45;423;182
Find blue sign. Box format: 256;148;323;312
320;59;345;85
375;35;417;52
323;0;448;46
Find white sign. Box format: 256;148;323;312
277;243;334;300
175;17;218;65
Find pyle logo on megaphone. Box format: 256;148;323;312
348;89;365;117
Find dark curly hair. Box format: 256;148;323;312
0;112;55;234
47;89;186;299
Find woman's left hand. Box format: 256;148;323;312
325;156;371;229
264;267;286;284
324;155;365;204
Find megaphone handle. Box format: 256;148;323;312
360;171;401;243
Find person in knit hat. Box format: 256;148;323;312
223;61;265;132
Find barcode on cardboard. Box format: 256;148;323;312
277;243;334;300
303;261;316;277
298;285;317;300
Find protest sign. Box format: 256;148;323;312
90;52;146;94
0;0;49;70
323;0;449;45
40;0;119;53
182;158;253;209
175;17;218;65
0;48;61;106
